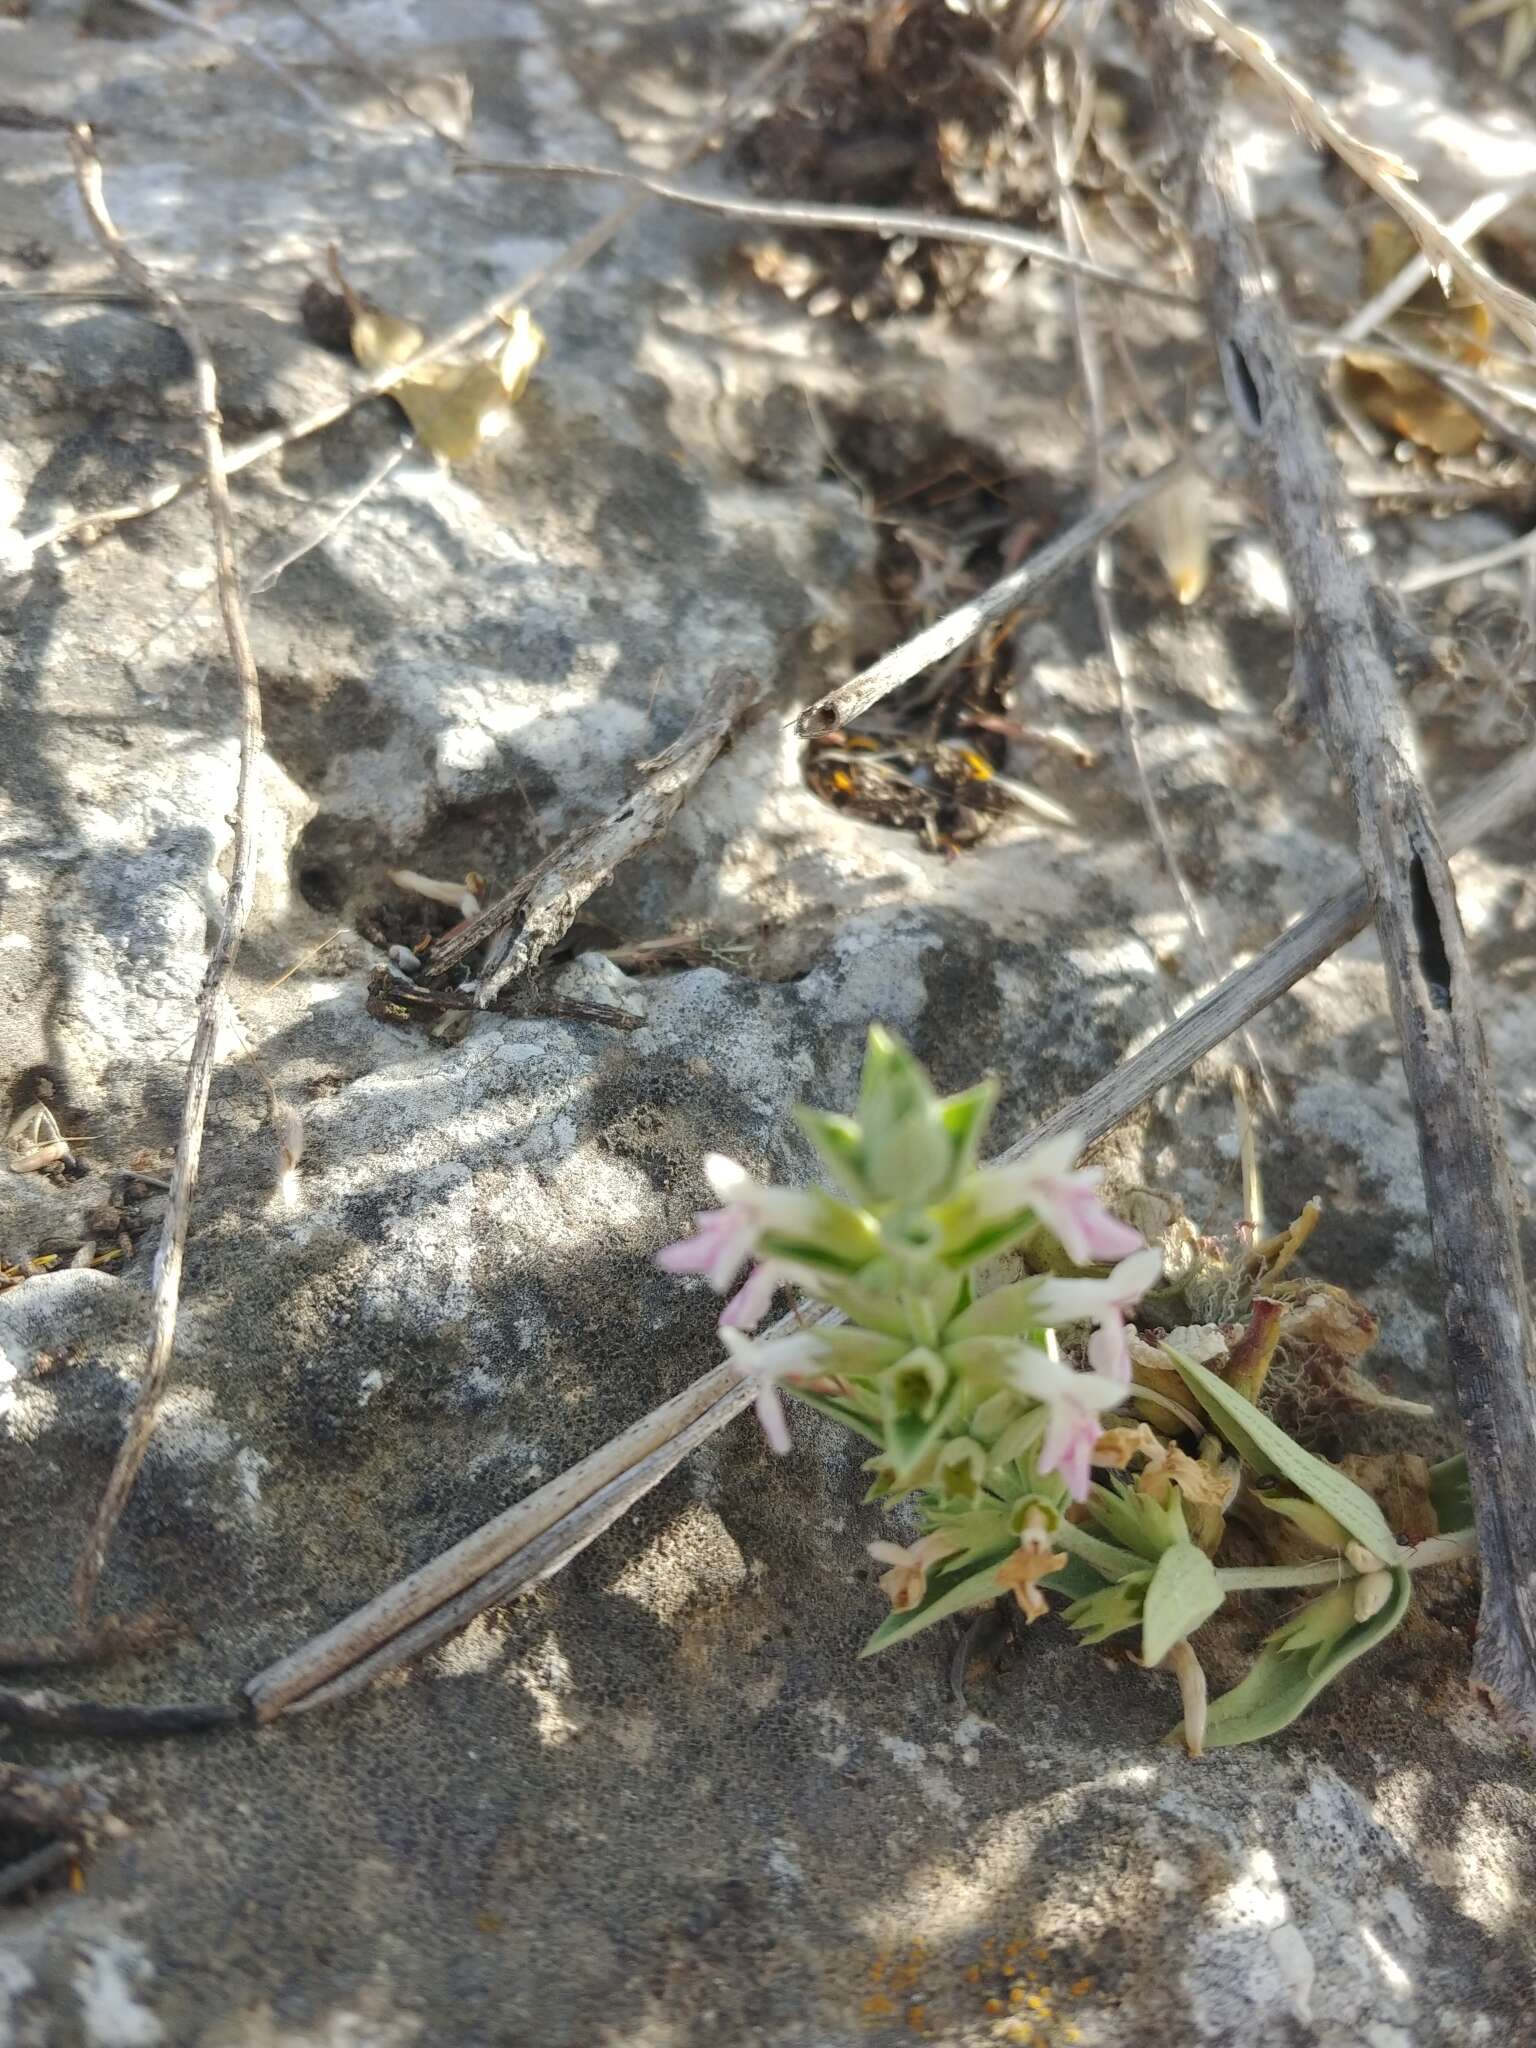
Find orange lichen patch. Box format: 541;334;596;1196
854;1926;1087;2042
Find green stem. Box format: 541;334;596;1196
1217;1531;1477;1594
1217;1561;1349;1593
1055;1521;1148;1581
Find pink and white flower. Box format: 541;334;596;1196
969;1131;1145;1267
720;1326;839;1456
717;1257;790;1331
656;1154;835;1330
1030;1246;1164;1382
655;1199;758;1293
1008;1344;1132;1499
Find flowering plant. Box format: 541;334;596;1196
659;1030;1476;1752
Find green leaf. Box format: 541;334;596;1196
1162;1346;1404;1564
1054;1518;1149;1582
1256;1493;1351;1552
937;1207;1043;1271
857;1026;933;1133
792;1107;870;1202
946;1280;1047;1341
1039;1552;1110;1602
1064;1571;1151;1644
1142;1542;1224;1666
811;1275;918;1341
815;1328;909;1377
865;1108;954;1205
758;1231;871;1277
882;1368;963;1481
1087;1481;1188;1562
1429;1452;1473;1536
936;1078;999;1183
1199;1567;1411;1749
985;1406;1048;1471
859;1547;1013;1656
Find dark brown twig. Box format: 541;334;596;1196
1143;4;1536;1739
0;1687;242;1737
369;978;642;1033
66;126;267;1619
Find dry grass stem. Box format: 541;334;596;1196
124;0;345;128
65;126;268;1619
454;157;1197;306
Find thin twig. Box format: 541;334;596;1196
1144;4;1536;1742
244;1367;759;1719
796;459;1188;735
1181;0;1536;352
1044;54;1275;1210
797;330;1532;741
454;157;1197;307
278;0;465;151
17;15;809;565
0;1841;79;1902
276;1387;752;1717
124;0;345;128
1335;188;1525;344
0;1611;173;1672
1397;523;1536;595
241;742;1536;1719
248;441;410;596
66;126;267;1619
0;1687;240;1737
1302;330;1536;466
421;666;764;1003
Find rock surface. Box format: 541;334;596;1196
3;1;1536;2043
